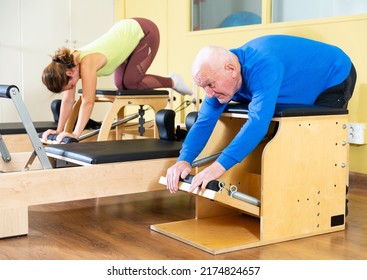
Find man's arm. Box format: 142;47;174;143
167;97;226;193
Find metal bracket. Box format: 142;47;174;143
7;86;52;169
0;134;11;162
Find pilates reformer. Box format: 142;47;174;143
0;84;184;239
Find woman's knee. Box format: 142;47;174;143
122;76;141;89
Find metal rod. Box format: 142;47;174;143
230;191;261;206
9;87;52;169
78;113;139;141
191;152;221;168
0;135;11;162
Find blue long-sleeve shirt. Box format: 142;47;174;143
178;35;352;170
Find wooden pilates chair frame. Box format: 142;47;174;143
0;85;178;239
66;89;171;141
151;103;349;254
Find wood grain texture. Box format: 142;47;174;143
0;173;365;260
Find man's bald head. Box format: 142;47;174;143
191;45;232;78
191;45;242;103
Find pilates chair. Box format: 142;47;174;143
65;89;170;141
152;102;349;254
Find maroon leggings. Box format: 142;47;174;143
114;18;173;90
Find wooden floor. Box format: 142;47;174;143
0;172;366;260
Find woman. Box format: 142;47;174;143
42;17;192;143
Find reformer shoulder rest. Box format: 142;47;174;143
224;102;348;117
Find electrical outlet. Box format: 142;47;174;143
348;122;367;145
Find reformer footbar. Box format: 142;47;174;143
0;88;183;239
39;108;145;144
0;85;52;169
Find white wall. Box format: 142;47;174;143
0;0;115;122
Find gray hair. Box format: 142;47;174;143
192;45;232;77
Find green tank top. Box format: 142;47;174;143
77;19;144;76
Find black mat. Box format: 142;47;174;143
0;121;58;135
45;138;182;164
224;102;348;117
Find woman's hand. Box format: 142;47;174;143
55;131;79;143
41;129;59;143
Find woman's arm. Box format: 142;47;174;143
72;53;106;138
41;88;76;142
72;71;97;137
58;88;76;132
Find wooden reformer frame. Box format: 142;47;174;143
0;85;177;239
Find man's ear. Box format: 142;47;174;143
225;62;237;78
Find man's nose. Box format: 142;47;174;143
205;87;215;97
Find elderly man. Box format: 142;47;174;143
166;34;356;193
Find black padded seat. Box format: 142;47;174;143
224;102;348;117
78;89;169;96
45;138;182;164
0;121;58;135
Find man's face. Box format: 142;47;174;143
194;64;239;104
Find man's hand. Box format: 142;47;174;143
188;161;226;192
166;161;192;193
166;160;226;194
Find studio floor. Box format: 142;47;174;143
0;173;366;260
